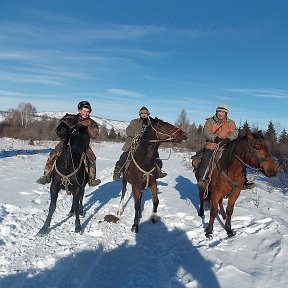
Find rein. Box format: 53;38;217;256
53;145;86;195
148;120;180;143
127;121;177;187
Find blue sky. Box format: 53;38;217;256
1;0;288;131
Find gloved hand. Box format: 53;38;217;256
214;136;223;143
219;138;230;146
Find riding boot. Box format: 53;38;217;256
36;173;51;185
243;169;255;190
88;166;101;186
36;165;52;185
197;149;213;190
113;165;122;181
243;181;256;190
36;143;62;185
113;151;129;181
155;164;167;179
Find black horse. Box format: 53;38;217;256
117;117;187;233
38;114;90;234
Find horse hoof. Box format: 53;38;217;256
227;230;236;237
151;217;158;224
205;232;213;239
75;227;82;233
37;229;47;236
131;225;138;233
151;213;158;224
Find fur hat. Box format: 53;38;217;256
78;101;92;112
139;106;150;116
216;103;228;113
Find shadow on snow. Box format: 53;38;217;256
0;219;220;288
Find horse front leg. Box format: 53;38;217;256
150;181;159;224
218;197;226;220
73;190;82;233
224;191;240;237
198;187;205;217
131;187;141;233
68;192;84;217
205;194;221;239
117;178;127;216
38;186;59;235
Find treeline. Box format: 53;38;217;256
0;102;125;142
1;103;288;169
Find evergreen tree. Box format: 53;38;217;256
239;120;251;135
279;128;288;145
265;121;277;143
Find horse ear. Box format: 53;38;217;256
246;131;254;140
258;130;265;138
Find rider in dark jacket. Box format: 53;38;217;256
36;101;101;186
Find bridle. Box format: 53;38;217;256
127;118;183;188
235;138;274;171
211;136;273;196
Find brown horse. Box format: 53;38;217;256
197;131;277;238
117;117;187;233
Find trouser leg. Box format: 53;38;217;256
36;142;63;184
86;146;101;186
113;151;128;180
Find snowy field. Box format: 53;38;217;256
0;137;287;288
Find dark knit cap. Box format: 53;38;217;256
139;106;150;115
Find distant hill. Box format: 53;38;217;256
0;111;129;135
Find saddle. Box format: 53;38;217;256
192;146;224;187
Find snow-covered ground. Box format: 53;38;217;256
0;137;287;288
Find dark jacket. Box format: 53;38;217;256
122;118;147;151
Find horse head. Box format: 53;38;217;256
148;117;187;143
56;114;89;154
244;131;278;177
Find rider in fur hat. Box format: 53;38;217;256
36;101;101;187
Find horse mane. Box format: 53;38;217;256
70;125;90;155
221;135;247;170
221;131;265;171
137;116;161;159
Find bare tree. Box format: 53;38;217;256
18;102;37;129
175;109;190;132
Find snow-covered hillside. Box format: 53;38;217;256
0;138;287;288
0;111;129;135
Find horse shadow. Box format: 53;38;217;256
175;175;199;215
0;219;221;288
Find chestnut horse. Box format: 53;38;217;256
117;117;187;233
197;131;277;238
38;115;89;234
